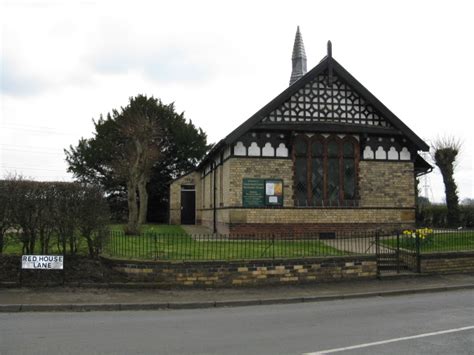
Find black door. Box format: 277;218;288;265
181;186;195;225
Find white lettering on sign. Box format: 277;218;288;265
21;255;64;270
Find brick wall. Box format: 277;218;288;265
105;256;377;287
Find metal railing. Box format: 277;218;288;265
101;228;474;262
102;230;381;261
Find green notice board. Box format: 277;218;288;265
242;178;265;207
242;178;283;207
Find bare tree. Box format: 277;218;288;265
431;136;462;226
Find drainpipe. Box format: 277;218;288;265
213;162;217;234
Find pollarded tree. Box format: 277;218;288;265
431;136;462;226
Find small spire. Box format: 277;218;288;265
289;26;307;86
327;40;334;85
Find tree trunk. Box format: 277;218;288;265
138;176;148;225
438;163;460;226
126;180;139;235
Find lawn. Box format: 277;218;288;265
2;224;345;260
103;225;346;261
1;233;91;255
1;224;186;256
383;231;474;253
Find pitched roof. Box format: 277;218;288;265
198;51;429;169
223;55;429;151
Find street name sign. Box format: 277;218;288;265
22;255;64;270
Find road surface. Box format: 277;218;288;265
1;289;473;354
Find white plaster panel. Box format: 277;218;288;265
363;146;374;160
388;146;399;160
375;146;387;160
262;142;275;157
234;141;246;156
248;142;261;156
276;143;289;157
400;147;411;160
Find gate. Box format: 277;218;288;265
375;231;421;276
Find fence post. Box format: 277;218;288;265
272;234;275;260
154;233;157;261
375;230;380;278
415;233;421;273
396;231;400;274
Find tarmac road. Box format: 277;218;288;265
1;289;473;354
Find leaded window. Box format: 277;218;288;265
293;135;359;206
295;139;308;206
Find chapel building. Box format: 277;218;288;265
169;27;432;236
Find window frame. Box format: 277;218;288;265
292;134;359;207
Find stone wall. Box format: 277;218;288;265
421;252;474;274
199;207;413;235
171;157;417;235
105;256;377;287
169;172;201;225
359;161;415;208
227;157;294;207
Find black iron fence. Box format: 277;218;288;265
102;228;474;262
103;230;379;261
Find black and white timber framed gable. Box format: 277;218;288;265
199;41;430;177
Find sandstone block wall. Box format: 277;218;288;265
172;157;417;234
359;161;415;208
108;256;377;287
421;252;474;274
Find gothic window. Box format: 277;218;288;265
293;135;359;206
294;137;308;206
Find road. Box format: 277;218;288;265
1;289;473;354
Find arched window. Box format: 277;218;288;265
293;135;359;206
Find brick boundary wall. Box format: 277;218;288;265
420;251;474;274
227;222;411;237
102;256;377;287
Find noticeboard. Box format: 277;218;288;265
243;178;265;207
242;178;283;207
265;179;283;206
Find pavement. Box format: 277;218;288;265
1;273;474;312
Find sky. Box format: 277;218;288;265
1;0;473;203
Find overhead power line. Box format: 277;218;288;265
0;165;68;173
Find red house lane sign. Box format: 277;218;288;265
22;255;64;270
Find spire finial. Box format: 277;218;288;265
289;26;307;86
327;40;334;85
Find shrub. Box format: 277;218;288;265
0;179;109;257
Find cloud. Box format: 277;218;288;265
90;44;214;84
0;56;47;97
